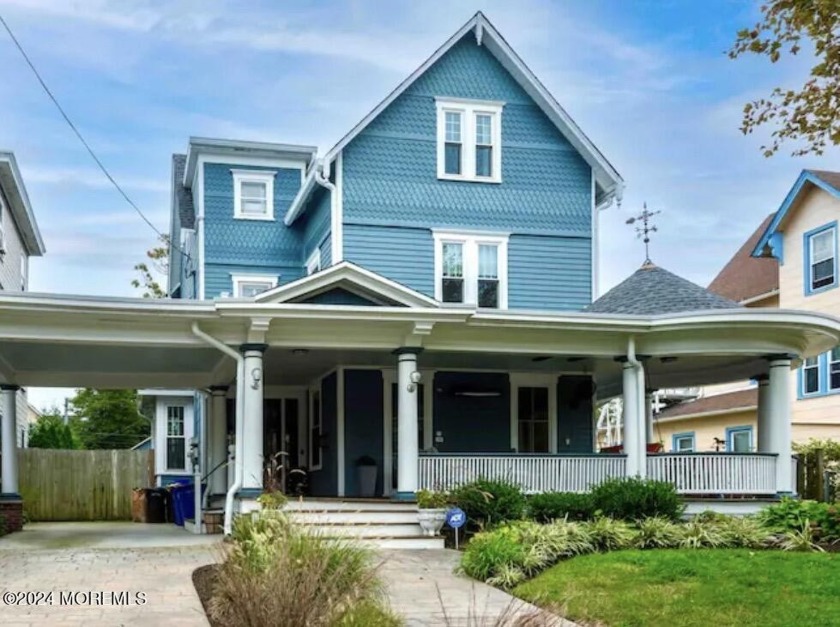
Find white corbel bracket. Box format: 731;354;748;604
247;317;271;344
404;321;435;347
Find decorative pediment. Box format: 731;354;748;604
254;262;440;308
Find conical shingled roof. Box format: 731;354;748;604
586;261;741;315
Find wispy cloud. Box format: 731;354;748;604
24;166;168;192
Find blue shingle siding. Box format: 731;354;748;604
205;263;301;298
344;224;435;296
300;186;332;267
340;34;593;306
320;234;332;267
298;288;383;306
202;162;304;298
509;234;591;309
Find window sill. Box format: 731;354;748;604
798;387;840;400
805;281;838;296
437;173;502;184
233;214;276;222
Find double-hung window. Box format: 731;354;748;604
830;348;840;391
166;405;186;471
232;170;275;220
436;98;503;183
673;433;695;452
231;274;278;298
802;356;820;395
727;427;752;453
806;224;836;293
434;231;508;308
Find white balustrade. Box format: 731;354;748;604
417;454;626;493
646;453;777;495
418;453;783;495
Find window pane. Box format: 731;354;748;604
442;243;463;277
241;198;267;215
444;143;462;175
732;431;751;452
476;146;492;177
241;181;267;200
167;438;185;469
532;422;549;453
475;114;492;144
813;258;834;289
238;282;272;298
445;112;462;142
478;245;498;278
805;366;819;393
812;229;834;262
442;278;464;303
478;279;498;308
518;421;532;453
832;347;840;362
167;407;184;436
676;437;693;452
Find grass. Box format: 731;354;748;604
514;549;840;627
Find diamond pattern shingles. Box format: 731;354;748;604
586;262;741;315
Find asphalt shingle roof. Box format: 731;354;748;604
656;388;757;420
172;154;194;230
586;261;741;315
707;214;778;303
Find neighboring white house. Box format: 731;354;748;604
0;152;46;449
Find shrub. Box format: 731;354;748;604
461;526;527;582
758;498;840;542
779;521;826;553
451;479;526;530
416;489;449;509
527;492;595;522
677;520;726;549
713;516;772;549
212;512;392;626
590;477;684;521
633;516;682;549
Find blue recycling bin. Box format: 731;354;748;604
170;482;206;526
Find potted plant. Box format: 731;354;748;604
356;455;378;497
416;489;449;536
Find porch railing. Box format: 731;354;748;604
646;453;777;495
418;453;626;493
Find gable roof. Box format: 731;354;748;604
752;169;840;256
708;214;778;304
586;261;741;316
285;11;623;225
253;261;440;308
0;152;45;256
656;388;757;421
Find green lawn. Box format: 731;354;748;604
514;549;840;627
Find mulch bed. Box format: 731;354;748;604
192;564;223;627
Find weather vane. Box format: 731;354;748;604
625;203;660;263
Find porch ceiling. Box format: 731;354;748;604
0;291;837;392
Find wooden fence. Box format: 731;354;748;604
14;449;154;521
796;450;837;502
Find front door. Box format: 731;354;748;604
264;397;303;485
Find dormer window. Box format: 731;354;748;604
231;273;278;298
436;98;503;183
232;170;275;220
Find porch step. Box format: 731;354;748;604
306;523;424;538
285;499;417;512
352;536;445;550
287;510;420;524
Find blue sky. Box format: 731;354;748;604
0;0;835;409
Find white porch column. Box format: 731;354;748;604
395;348;421;500
239;344;267;496
621;361;641;477
755;374;771;452
1;384;20;496
644;388;655;445
208;385;229;496
766;356;793;494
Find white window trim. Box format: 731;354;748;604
433;230;508;308
232;169;276;220
231;273;278;298
435;98;503;183
154;397;194;476
802;356;821;396
829;349;840;391
306;248;322;276
510;373;557;454
309;386;323;471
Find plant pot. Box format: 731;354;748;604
418;508;447;536
357;465;378;497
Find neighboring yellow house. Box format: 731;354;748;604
655;170;840;451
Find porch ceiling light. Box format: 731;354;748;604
660;356;678;363
291;348;309;355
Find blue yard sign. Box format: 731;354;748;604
446;507;466;529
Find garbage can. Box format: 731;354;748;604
131;488;148;523
146;488;168;524
169;483;189;526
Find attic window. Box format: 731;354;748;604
232;170;275;220
435;98;503;183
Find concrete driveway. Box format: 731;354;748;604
0;522;219;626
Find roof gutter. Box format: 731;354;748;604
191;322;243;536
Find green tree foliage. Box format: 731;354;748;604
132;234;169;298
28;410;79;449
70;389;150;450
729;0;840;156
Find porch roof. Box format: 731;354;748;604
0;290;837;392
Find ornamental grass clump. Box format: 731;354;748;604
588;517;637;551
677;520;726;549
713;515;773;549
210;512;399;627
633;516;682;549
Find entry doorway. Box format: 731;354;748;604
510;375;558;454
263;392;307;483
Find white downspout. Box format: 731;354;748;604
191;323;244;535
314;158;338;263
